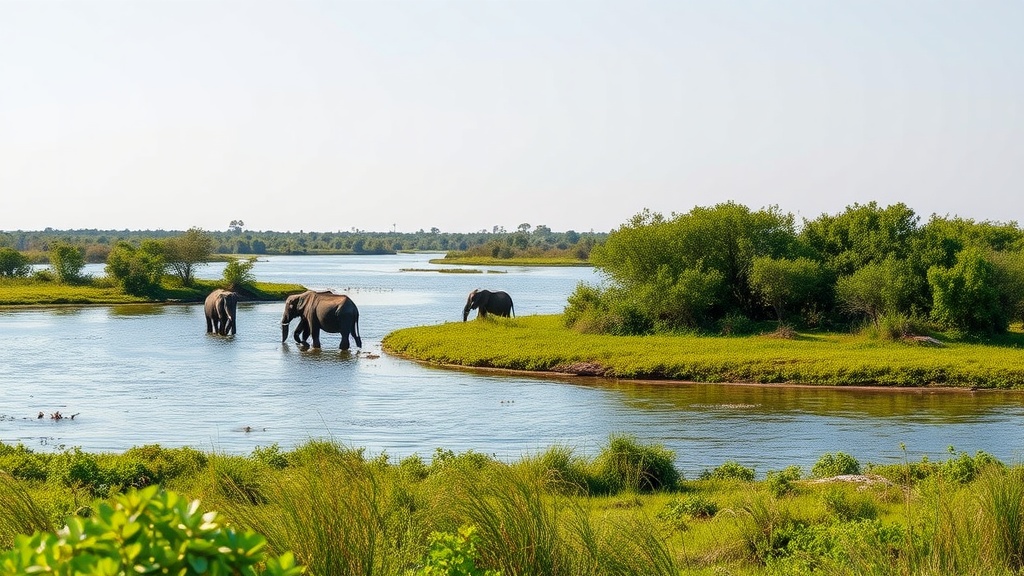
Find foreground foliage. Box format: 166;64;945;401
383;314;1024;388
2;439;1023;575
0;484;303;575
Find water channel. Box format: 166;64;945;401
2;253;1023;478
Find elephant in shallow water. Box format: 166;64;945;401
463;289;514;321
204;289;238;335
281;290;362;350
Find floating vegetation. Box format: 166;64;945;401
486;270;507;274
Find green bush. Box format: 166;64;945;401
252;443;290;470
0;248;30;277
811;452;861;478
765;466;803;497
47;242;87;284
47;447;102;492
525;445;591;495
700;460;755;482
658;495;719;529
940;448;1002;484
122;444;209;483
104;240;165;296
0;486;303;575
0;443;49;482
223;256;258;290
591;435;679;494
415;525;500;576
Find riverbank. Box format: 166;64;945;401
381;314;1024;388
0;278;306;306
428;255;592;266
0;438;1017;575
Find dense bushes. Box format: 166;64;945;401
566;201;1024;338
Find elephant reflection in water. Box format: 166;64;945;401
281;290;362;350
463;289;514;321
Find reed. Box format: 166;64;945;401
0;472;52;550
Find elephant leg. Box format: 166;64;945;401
311;326;322;349
206;316;214;333
340;333;350;351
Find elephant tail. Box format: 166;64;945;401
353;317;363;348
511;301;515;318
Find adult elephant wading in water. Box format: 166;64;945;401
463;289;514;321
281;290;362;350
204;289;238;335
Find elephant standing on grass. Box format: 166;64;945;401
281;290;362;350
204;289;238;335
463;289;514;321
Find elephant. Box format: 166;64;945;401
463;289;514;321
204;289;238;336
281;290;362;350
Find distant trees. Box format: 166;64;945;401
567;202;1024;338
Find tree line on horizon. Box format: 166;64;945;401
0;224;606;264
566;201;1024;338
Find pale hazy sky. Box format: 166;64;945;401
2;1;1022;234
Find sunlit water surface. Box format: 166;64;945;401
3;253;1024;477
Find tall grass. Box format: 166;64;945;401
0;472;52;549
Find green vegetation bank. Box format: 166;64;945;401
1;438;1021;575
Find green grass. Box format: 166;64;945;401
0;277;306;306
428;257;592;267
5;440;1024;575
382;314;1024;388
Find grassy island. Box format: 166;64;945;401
0;278;306;306
428;256;592;267
382;315;1024;389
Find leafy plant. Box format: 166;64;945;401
700;460;755;482
0;486;303;575
415;525;500;576
765;466;803;497
223;256;258;290
811;452;861;478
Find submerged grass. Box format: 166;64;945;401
382;314;1024;388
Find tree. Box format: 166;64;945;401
749;256;823;323
835;257;921;327
163;227;212;286
800;202;920;277
222;256;257;290
928;248;1007;334
229;219;245;233
105;240;166;296
0;247;31;277
48;242;86;284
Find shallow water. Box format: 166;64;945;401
3;253;1024;477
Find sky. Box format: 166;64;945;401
1;1;1022;234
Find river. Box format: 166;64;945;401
2;253;1023;478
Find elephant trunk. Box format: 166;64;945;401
463;305;471;322
281;315;291;342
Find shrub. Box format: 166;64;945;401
47;242;87;284
0;443;49;482
811;452;861;478
0;486;303;575
940;448;1002;484
47;447;102;492
104;240;165;296
223;256;258;290
0;247;30;277
765;466;803;497
700;460;755;482
122;444;208;483
251;443;289;470
591;435;679;494
658;495;719;528
415;525;500;576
